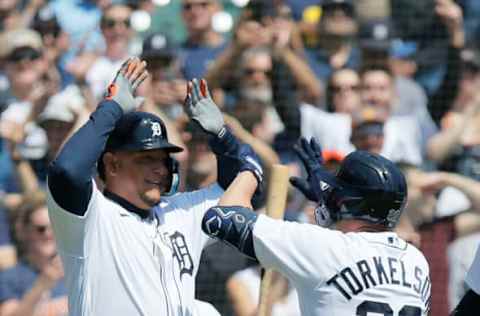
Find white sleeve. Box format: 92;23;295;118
253;214;345;285
46;179;101;258
465;245;480;295
187;184;223;248
165;183;223;252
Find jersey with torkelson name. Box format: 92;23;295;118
253;215;431;316
46;180;222;316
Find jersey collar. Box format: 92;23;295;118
104;190;153;220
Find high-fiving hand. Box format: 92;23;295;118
290;137;337;203
105;57;149;113
184;78;225;136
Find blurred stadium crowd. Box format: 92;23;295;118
0;0;480;315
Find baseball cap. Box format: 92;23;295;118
358;18;394;52
0;29;43;59
38;86;85;126
33;6;61;37
390;39;417;60
141;32;176;61
321;0;354;8
351;106;387;137
321;0;354;15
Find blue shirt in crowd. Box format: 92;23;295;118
0;261;66;303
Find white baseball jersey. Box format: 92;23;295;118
465;245;480;295
253;215;431;316
47;180;222;316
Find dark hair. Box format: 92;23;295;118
11;191;47;257
359;63;393;78
100;3;132;29
326;67;359;112
18;191;47;226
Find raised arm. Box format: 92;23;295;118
184;79;263;192
47;58;148;215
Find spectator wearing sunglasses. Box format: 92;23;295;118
0;29;49;162
85;3;134;101
0;195;68;316
180;0;227;80
141;32;187;121
304;0;361;82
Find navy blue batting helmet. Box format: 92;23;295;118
98;111;183;196
323;151;407;228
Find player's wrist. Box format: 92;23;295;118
208;127;239;155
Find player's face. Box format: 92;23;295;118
115;149;171;208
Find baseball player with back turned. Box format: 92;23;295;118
46;57;263;315
202;137;432;315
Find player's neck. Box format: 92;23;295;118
336;219;388;233
104;189;153;219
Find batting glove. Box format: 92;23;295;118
290;137;337;203
105;57;149;113
184;78;225;136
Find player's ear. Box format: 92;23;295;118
103;152;120;178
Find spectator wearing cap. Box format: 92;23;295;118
389;39;418;78
180;0;227;80
141;32;186;121
38;86;89;166
350;105;387;154
304;0;361;82
85;3;134;101
0;29;49;161
358;18;438;155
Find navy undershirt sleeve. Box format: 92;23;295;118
47;100;123;215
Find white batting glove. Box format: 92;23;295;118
184;78;224;136
104;57;149;113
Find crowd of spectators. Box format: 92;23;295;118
0;0;480;315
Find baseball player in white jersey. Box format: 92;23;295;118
46;58;263;315
201;137;431;315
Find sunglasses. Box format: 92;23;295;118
102;17;131;29
32;224;50;234
331;84;360;93
38;26;61;38
7;47;42;63
182;1;210;11
243;67;272;77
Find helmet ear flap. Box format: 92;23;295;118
163;158;180;196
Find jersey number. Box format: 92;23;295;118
356;300;421;316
